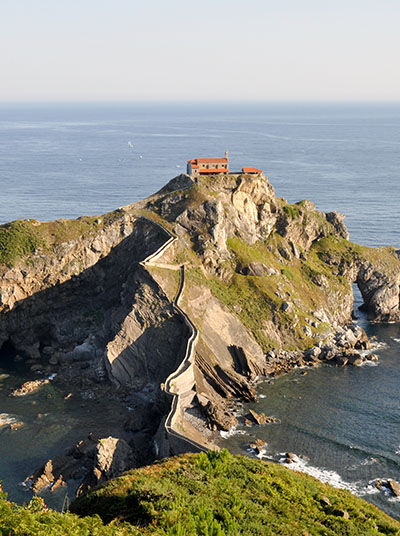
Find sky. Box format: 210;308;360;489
1;0;399;102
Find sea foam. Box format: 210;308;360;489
277;453;363;495
219;428;246;439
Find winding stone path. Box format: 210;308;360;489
139;216;210;454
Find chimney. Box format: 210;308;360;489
225;150;229;160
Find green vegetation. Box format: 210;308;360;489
0;221;44;266
70;450;400;535
1;451;399;535
0;492;138;535
134;209;175;233
0;211;123;267
282;203;302;220
314;235;400;277
185;234;349;351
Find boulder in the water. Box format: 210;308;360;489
246;409;277;425
284;452;297;464
388;479;400;497
249;439;267;454
11;378;50;397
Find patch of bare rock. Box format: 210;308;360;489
10;377;53;397
196;394;238;432
371;478;400;497
245;409;278;426
284;452;298;464
302;325;379;368
9;421;24;431
25;434;136;496
248;439;267;455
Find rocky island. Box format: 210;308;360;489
1;170;400;497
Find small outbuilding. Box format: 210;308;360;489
242;167;263;174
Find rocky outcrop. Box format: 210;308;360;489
357;263;400;322
1;170;399;492
276;202;347;250
77;436;135;496
0;216;169;360
25;434;135;496
142;172;400;437
10;376;53;396
240;262;269;277
248;439;267;454
196;394;238;431
325;211;350;240
372;478;400;497
246;409;277;425
0;213;190;398
104;268;187;389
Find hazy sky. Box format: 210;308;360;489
1;0;399;101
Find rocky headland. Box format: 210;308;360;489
1;171;399;496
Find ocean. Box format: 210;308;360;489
0;102;399;516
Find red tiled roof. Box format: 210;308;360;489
197;158;228;163
188;157;228;164
242;167;262;174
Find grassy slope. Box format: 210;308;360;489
184;233;351;352
69;450;400;536
0;493;139;536
1;453;399;535
200;235;398;352
0;210;122;267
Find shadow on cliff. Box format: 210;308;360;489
106;316;190;389
0;221;186;389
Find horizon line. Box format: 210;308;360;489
1;99;400;106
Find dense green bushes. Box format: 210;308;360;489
0;221;43;266
0;489;139;535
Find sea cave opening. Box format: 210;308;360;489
352;283;368;329
0;338;18;372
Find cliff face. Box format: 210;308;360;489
0;215;185;390
143;173;400;435
147;173;400;327
0;171;399;479
0;212;190;481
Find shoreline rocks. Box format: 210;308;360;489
372;478;400;497
0;413;17;428
248;439;267;454
245;409;278;425
302;325;378;369
10;421;24;431
284;452;297;464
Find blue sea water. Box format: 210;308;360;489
0;102;400;516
